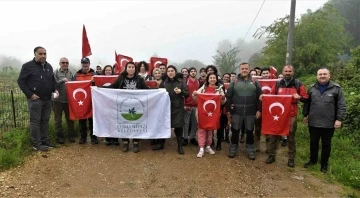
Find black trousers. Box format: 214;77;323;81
309;126;335;164
231;122;254;145
79;118;96;139
157;127;183;145
217;114;228;141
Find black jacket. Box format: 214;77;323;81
107;74;149;89
17;58;56;100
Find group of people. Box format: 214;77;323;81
17;46;346;173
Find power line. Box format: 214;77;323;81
237;0;266;48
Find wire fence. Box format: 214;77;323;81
0;88;29;133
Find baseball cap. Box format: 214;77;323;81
81;57;90;63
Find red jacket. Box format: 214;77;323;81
270;78;308;117
184;77;200;107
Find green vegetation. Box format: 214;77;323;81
121;113;143;121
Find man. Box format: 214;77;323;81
254;67;261;76
96;65;102;75
230;72;237;82
222;73;230;83
17;46;58;151
53;57;75;144
265;65;308;167
198;67;206;87
183;67;199;146
302;67;346;173
75;57;98;144
226;62;262;160
159;64;167;75
254;67;271;152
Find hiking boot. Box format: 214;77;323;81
33;145;49;152
190;138;198;146
281;139;288;147
205;146;215;155
43;141;56;148
265;155;276;164
133;142;140;153
216;140;221;151
91;137;98;144
79;138;86;144
228;144;238;158
320;163;328;173
288;159;295;168
197;150;204;158
246;144;256;160
56;137;65;144
304;161;317;168
68;137;75;143
182;139;188;146
122;143;129;152
178;146;184;154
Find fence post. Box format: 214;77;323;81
11;89;16;128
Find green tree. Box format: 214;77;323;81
255;4;351;75
212;45;241;74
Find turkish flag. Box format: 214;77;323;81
115;54;133;74
93;75;118;86
66;81;92;120
261;94;293;136
197;94;221;130
82;25;92;58
150;57;168;75
258;79;278;94
145;80;158;88
270;66;277;79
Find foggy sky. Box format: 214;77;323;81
0;0;327;67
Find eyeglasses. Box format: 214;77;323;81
61;62;69;64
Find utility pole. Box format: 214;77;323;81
285;0;296;65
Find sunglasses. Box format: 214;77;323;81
61;62;69;64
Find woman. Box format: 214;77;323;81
152;68;163;87
153;66;189;154
107;62;149;153
137;61;152;81
101;65;120;146
193;73;226;158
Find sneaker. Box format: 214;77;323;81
133;143;140;153
197;150;204;158
105;141;113;146
205;147;215;155
42;141;56;148
33;145;49;152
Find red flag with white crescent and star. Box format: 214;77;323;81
197;93;221;130
115;54;133;74
150;57;168;75
65;80;92;120
261;94;293;136
93;75;118;86
82;25;92;58
258;79;278;94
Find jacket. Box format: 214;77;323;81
270;78;308;117
226;75;261;115
303;80;346;128
107;74;149;89
74;68;95;81
53;68;74;103
160;77;189;128
17;58;56;100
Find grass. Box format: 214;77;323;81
296;120;360;196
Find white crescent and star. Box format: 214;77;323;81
73;88;87;106
268;102;285;121
120;58;129;66
203;100;217;117
154;61;162;68
261;86;271;92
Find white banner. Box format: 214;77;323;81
91;87;171;139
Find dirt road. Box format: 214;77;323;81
0;137;344;197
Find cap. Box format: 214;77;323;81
81;57;90;63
